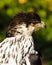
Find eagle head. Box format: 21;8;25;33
6;12;46;37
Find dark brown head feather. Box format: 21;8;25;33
6;12;41;37
9;12;41;27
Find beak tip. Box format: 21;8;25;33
41;21;46;28
44;24;46;28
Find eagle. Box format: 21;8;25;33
0;12;46;65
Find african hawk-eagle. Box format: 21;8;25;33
0;12;46;65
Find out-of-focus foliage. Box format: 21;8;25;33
0;0;52;65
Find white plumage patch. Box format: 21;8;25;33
0;34;37;65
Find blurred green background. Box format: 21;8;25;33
0;0;52;65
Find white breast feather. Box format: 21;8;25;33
0;35;37;65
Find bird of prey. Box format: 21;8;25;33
0;12;46;65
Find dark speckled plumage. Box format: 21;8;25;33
6;12;41;37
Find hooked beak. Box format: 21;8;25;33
41;21;46;28
34;21;46;31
